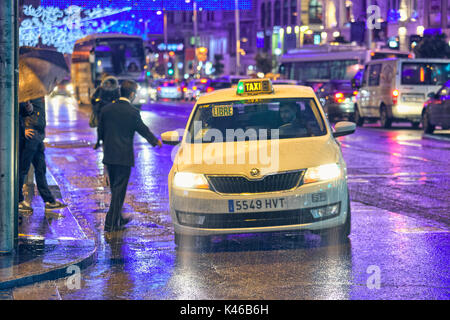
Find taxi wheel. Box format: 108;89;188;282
320;198;351;245
175;233;211;250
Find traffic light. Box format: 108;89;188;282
167;68;174;76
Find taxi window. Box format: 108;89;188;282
187;98;327;143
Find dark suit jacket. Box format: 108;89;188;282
98;98;159;167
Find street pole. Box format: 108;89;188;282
366;0;372;50
163;9;168;77
234;0;240;76
193;1;198;78
0;0;18;254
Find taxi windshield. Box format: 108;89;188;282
187;98;327;143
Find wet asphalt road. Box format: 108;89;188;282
9;95;450;300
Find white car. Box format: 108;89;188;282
161;79;356;247
354;58;450;128
156;80;182;100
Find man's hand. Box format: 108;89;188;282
156;139;162;148
24;128;35;139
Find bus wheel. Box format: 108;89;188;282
380;105;392;128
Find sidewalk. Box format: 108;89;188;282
0;169;96;290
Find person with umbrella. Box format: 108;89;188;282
18;97;67;212
18;47;69;212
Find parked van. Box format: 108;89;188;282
353;58;450;128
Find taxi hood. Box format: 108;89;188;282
174;135;341;177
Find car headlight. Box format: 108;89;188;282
66;84;74;93
140;87;148;95
173;172;209;189
303;163;341;184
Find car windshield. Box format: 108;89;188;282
187;98;327;143
401;62;450;86
94;39;145;76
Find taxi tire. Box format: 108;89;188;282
320;197;351;244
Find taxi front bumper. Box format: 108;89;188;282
170;179;349;236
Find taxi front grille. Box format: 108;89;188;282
207;170;304;194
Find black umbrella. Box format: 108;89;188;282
19;46;70;102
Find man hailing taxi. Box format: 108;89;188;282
98;80;162;232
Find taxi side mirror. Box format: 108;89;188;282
333;121;356;138
161;131;181;145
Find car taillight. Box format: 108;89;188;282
206;87;214;93
177;87;181;92
183;87;187;92
334;92;345;103
392;89;399;104
157;87;161;91
353;90;358;96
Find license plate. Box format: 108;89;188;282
402;95;423;103
228;198;286;213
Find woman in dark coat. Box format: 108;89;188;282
91;75;120;149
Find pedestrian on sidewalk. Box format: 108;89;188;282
18;97;67;212
98;80;162;232
90;74;120;149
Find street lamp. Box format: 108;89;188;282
235;0;240;75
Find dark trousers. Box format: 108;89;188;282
105;164;131;229
18;140;55;203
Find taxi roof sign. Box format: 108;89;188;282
236;79;274;95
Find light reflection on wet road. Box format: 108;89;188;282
14;96;450;299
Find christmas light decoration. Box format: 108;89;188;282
19;5;164;53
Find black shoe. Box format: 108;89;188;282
119;216;133;228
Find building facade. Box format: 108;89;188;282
256;0;450;56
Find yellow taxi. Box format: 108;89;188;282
161;79;356;247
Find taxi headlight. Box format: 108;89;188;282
173;172;209;189
303;163;341;184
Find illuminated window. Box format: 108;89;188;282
309;0;323;24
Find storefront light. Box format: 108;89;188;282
398;27;407;36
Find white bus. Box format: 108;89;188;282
280;44;412;83
71;33;150;105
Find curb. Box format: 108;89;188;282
0;239;96;290
422;133;450;142
0;169;97;290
